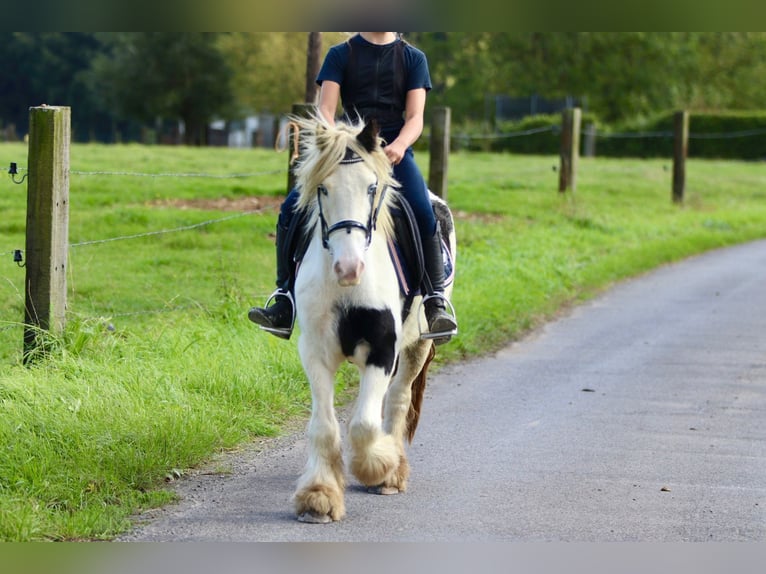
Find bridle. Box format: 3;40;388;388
316;148;388;250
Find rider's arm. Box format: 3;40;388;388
384;88;426;166
318;81;340;126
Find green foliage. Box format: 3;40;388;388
597;111;766;159
0;32;118;142
3;143;766;539
5;33;766;144
218;32;348;116
0;315;309;540
89;33;236;145
448;110;766;160
687;112;766;160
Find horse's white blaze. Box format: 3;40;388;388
322;168;377;286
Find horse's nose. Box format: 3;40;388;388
334;258;365;286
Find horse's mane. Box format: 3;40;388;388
291;111;400;238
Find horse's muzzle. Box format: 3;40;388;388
334;258;365;286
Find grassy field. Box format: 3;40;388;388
2;141;766;540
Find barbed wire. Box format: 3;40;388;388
453;126;766;142
69;168;286;178
69;210;261;248
454;125;557;140
688;128;766;139
0;307;190;333
0;291;276;331
5;163;286;179
592;131;673;139
4;126;766;178
105;304;200;318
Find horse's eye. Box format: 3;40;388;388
367;184;377;195
318;185;328;196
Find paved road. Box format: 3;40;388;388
120;240;766;542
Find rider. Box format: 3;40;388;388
248;32;457;343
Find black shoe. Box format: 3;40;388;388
248;290;295;340
422;294;457;345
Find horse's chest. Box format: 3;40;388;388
336;306;397;375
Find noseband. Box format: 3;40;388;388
316;148;388;250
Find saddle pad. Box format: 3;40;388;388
387;233;454;298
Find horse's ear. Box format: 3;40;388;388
357;119;379;153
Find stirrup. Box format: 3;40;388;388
418;293;458;343
256;289;296;339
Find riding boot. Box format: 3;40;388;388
248;221;296;339
421;228;458;345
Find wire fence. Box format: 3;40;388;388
2;123;765;332
69;168;285;178
69;210;263;248
1;164;288;329
454;125;766;142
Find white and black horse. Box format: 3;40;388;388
288;113;456;523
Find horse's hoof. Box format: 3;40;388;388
367;485;401;495
297;511;333;524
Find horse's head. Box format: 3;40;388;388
293;113;398;286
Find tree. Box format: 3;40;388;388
305;32;323;103
89;33;235;145
0;33;118;141
6;33;766;144
411;32;766;126
217;32;348;116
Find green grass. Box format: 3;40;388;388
2;142;766;540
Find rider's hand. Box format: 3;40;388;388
384;142;406;166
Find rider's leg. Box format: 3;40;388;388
393;148;457;343
419;222;457;342
247;189;299;339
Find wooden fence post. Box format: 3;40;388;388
559;107;581;193
286;103;314;194
428;106;451;200
584;122;596;158
673;110;689;204
23;105;70;362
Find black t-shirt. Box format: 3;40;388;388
316;34;432;132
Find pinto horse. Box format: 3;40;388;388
287;113;456;523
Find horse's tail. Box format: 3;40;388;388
406;342;436;443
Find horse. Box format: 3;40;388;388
287;112;457;523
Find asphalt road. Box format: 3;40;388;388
119;240;766;542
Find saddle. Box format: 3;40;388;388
387;195;454;295
290;195;454;317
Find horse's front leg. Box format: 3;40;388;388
348;360;402;491
293;345;346;523
340;306;402;491
377;339;435;494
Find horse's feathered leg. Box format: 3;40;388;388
348;362;401;488
334;304;401;489
369;338;435;494
292;347;346;523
